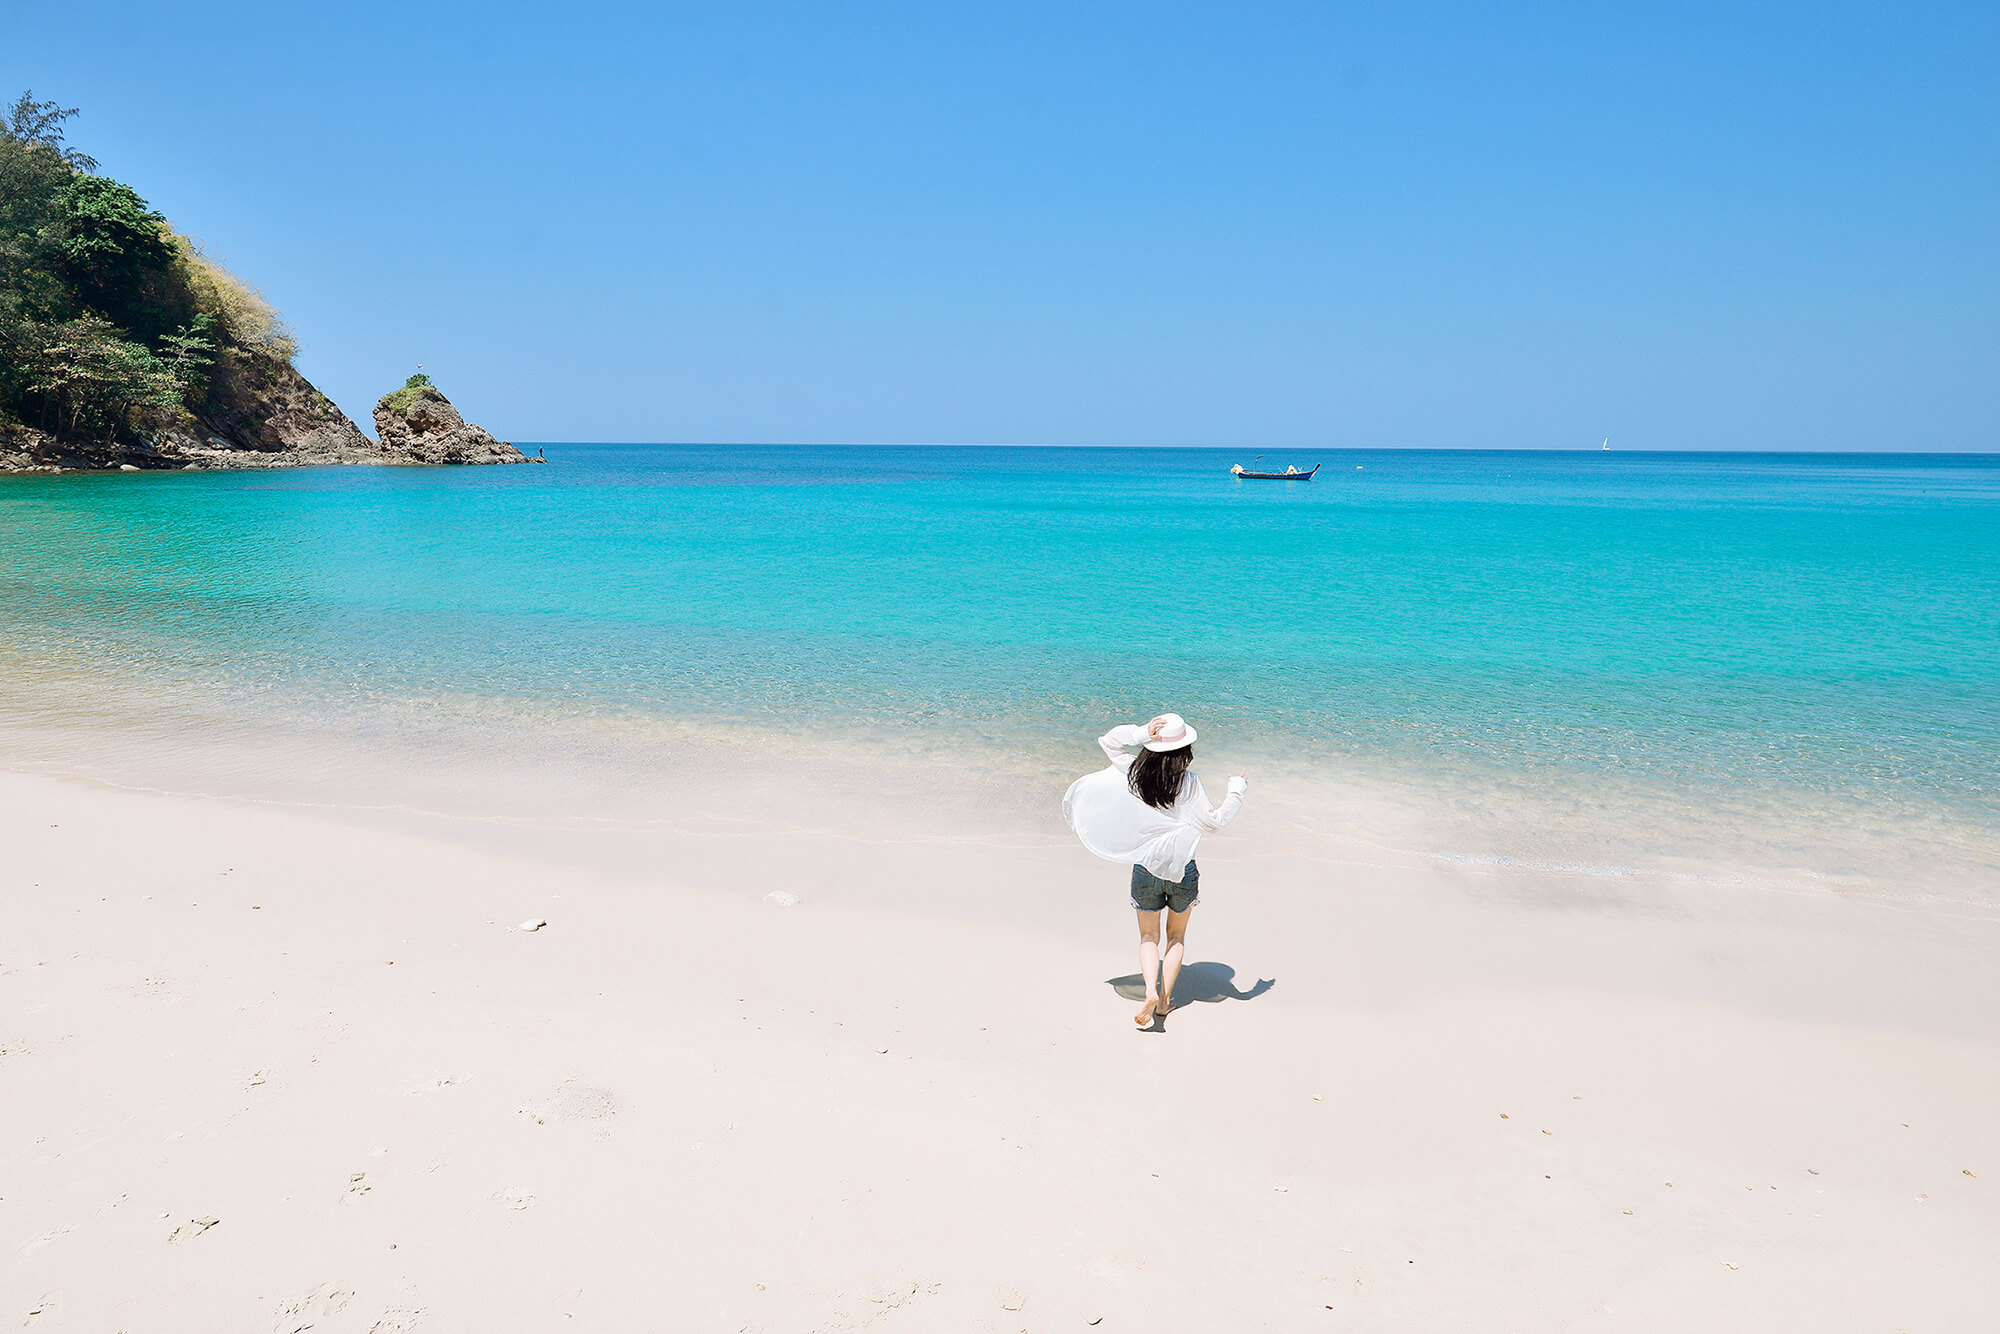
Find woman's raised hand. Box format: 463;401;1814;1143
1146;715;1168;740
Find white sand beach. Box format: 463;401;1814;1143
7;767;2000;1332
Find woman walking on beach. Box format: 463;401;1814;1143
1063;715;1248;1027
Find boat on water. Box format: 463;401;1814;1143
1230;463;1320;480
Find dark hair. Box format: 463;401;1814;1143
1129;744;1194;810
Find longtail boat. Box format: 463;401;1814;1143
1230;463;1319;480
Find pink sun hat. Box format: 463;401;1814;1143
1144;713;1198;752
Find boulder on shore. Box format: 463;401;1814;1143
373;385;524;466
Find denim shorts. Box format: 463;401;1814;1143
1130;859;1199;913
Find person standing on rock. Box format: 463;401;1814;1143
1061;714;1249;1028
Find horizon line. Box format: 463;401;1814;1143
501;441;2000;457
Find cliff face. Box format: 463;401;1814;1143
189;349;375;458
372;385;524;465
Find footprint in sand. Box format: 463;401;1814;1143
342;1173;372;1202
167;1217;220;1244
519;1080;616;1126
130;975;192;1005
17;1225;73;1258
24;1291;60;1324
492;1187;535;1211
806;1277;910;1323
275;1282;353;1333
369;1308;425;1334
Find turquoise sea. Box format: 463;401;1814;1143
4;447;1997;898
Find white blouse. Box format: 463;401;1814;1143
1061;724;1249;881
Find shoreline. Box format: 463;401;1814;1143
2;680;1994;914
8;767;2000;1329
6;444;1996;920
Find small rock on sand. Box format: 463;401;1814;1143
517;919;547;932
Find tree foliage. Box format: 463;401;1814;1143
0;91;291;445
5;91;98;172
157;312;219;397
53;174;181;337
380;371;433;414
20;315;187;438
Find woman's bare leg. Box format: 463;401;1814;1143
1158;905;1194;1016
1135;909;1163;1025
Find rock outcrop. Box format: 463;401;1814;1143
371;385;524;466
0;361;526;473
0;352;387;472
194;350;377;459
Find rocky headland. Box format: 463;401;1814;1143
0;366;525;473
0;93;524;474
372;377;524;466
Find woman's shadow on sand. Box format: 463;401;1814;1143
1106;962;1274;1031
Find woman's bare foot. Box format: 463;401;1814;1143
1134;995;1160;1026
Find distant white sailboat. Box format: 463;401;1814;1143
1601;437;1610;451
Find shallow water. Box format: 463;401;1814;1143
4;446;1996;899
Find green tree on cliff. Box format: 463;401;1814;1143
4;92;98;171
52;174;181;340
0;96;76;418
0;92;284;442
19;315;185;438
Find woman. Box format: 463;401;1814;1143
1062;714;1249;1027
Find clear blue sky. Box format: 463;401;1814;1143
7;1;1995;448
